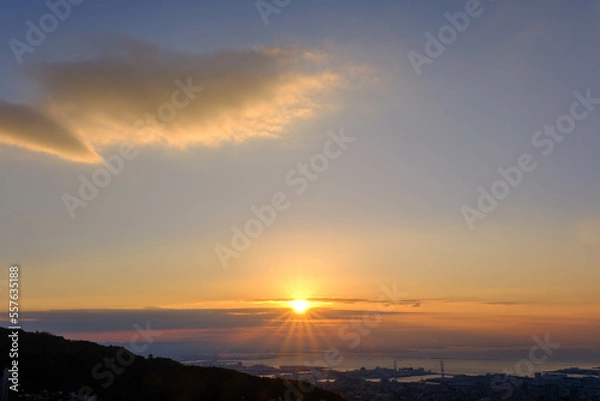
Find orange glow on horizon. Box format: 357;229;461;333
289;299;311;314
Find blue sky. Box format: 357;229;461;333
1;0;599;357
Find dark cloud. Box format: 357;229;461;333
0;101;99;163
1;39;354;163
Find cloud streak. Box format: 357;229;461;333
2;40;353;163
21;307;600;358
0;101;100;163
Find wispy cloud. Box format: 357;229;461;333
2;39;357;163
247;297;421;306
0;101;100;163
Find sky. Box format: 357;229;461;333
1;0;599;361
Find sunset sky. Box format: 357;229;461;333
1;0;599;360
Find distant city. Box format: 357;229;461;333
188;359;600;401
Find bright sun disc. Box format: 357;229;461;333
290;299;310;314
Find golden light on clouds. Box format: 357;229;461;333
0;40;357;163
0;101;100;163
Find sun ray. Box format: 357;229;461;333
290;299;310;314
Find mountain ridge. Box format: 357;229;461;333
0;327;344;401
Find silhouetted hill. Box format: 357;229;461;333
0;327;344;401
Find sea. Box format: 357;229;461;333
184;352;600;378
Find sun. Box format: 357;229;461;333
289;299;310;314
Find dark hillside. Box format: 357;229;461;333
0;327;344;401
